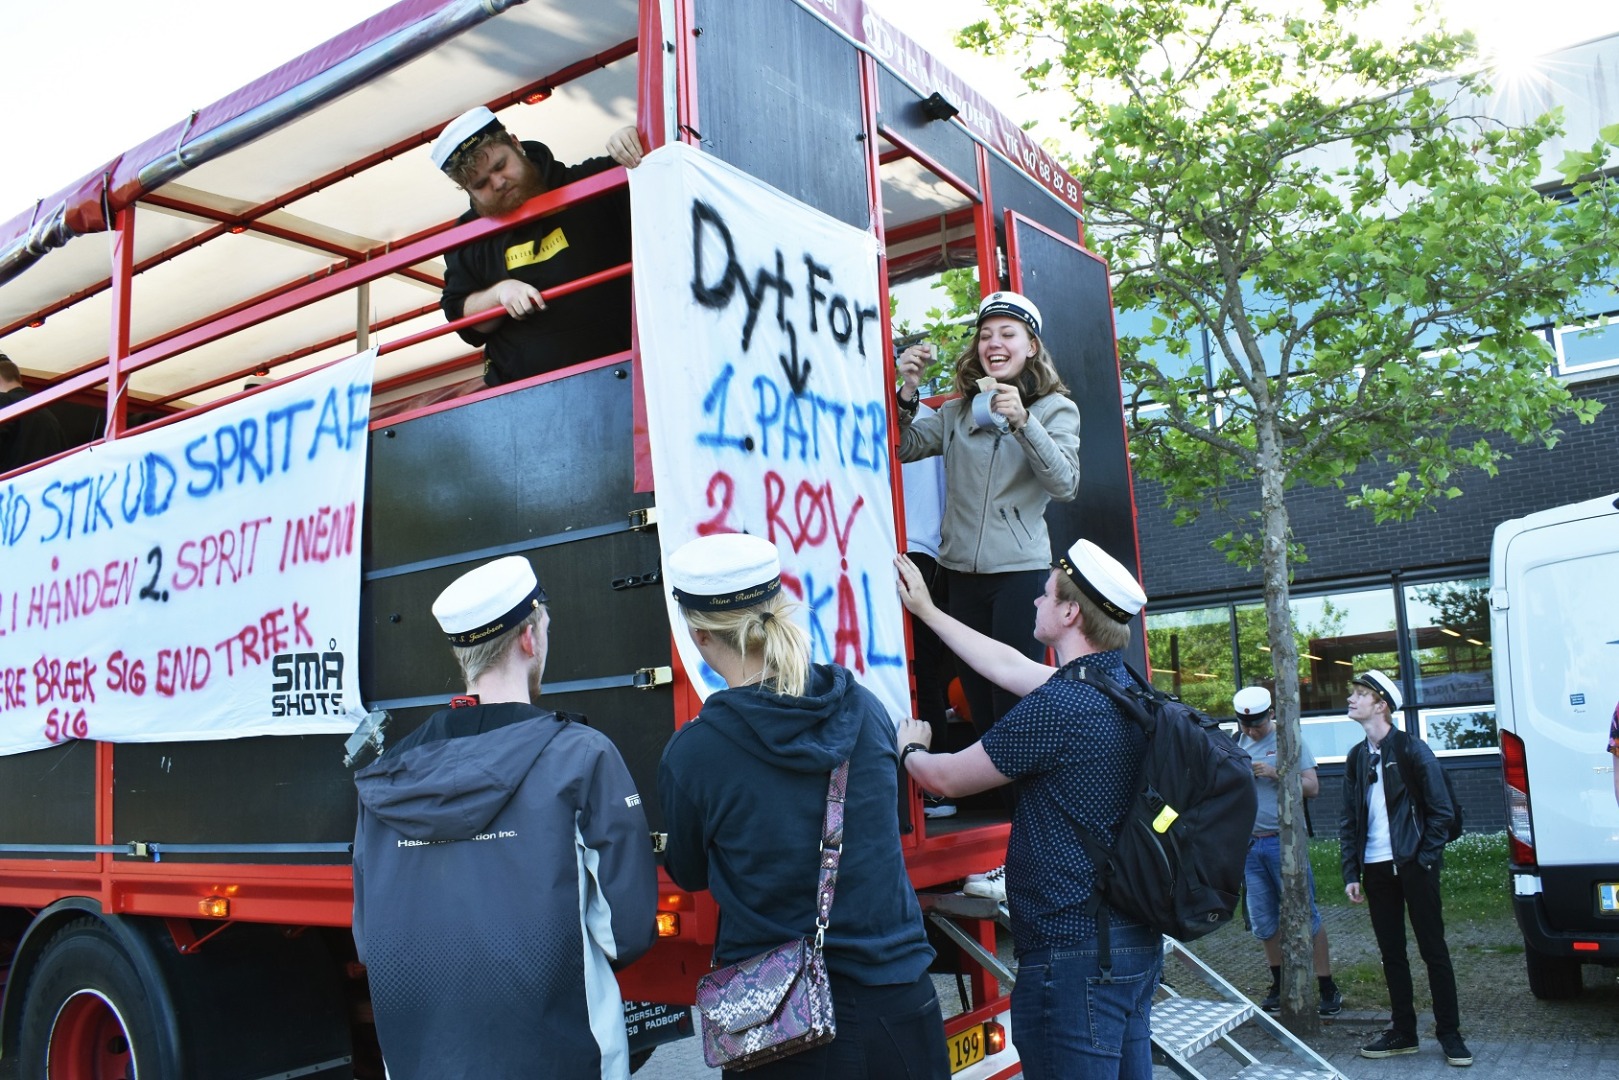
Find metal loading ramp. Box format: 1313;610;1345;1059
1155;938;1345;1080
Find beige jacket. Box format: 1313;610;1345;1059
897;392;1081;574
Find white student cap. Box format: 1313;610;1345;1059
431;106;505;171
1055;538;1146;624
668;534;782;611
977;291;1042;337
1352;670;1403;713
431;556;546;647
1233;686;1273;719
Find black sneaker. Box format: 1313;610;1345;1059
1318;989;1343;1016
1439;1033;1473;1067
1259;988;1280;1013
1360;1030;1419;1058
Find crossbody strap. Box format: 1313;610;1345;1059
812;759;851;951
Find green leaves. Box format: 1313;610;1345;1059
970;0;1615;602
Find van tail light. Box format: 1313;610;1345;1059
1499;730;1536;866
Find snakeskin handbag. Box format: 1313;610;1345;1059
694;760;849;1070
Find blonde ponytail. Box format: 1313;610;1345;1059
683;594;810;697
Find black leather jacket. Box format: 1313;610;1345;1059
1339;728;1455;884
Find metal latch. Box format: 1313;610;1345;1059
1490;587;1509;611
649;832;668;854
633;666;673;690
629;506;659;530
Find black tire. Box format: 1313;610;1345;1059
17;918;174;1079
1524;940;1584;1000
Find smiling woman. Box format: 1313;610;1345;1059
894;290;1082;742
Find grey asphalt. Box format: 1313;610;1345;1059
636;904;1619;1079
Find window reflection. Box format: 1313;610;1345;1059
1301;716;1373;760
1235;588;1398;715
1421;707;1497;752
1403;578;1492;707
1145;606;1233;716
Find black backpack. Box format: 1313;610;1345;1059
1391;731;1464;842
1059;662;1257;974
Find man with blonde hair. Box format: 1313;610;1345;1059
893;538;1159;1080
352;555;656;1079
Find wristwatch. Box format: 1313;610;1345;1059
900;742;928;767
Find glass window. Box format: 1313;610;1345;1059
1420;706;1497;753
1237;588;1399;715
1403;578;1492;707
1555;319;1619;375
1145;606;1234;716
1300;715;1370;762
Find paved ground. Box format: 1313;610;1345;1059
639;901;1619;1078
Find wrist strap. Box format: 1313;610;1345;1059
812;759;850;951
900;742;927;767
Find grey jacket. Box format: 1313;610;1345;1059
897;391;1081;573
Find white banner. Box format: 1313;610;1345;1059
631;143;908;720
0;350;375;756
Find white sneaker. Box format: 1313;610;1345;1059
923;801;958;819
962;865;1006;902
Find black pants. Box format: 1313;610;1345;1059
942;567;1047;736
722;970;950;1079
906;554;955;749
1363;860;1461;1038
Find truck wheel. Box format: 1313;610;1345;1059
17;919;170;1079
1524;941;1583;999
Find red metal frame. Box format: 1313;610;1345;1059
875;129;981;208
974;147;1000;297
0;41;638;342
106;208;135;440
1;0;1043;1026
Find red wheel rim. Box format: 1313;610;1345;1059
47;990;135;1080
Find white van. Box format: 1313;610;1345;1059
1490;492;1619;998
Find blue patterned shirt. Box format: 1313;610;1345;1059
980;650;1145;955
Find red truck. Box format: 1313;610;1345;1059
0;2;1140;1075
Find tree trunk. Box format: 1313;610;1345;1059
1255;414;1321;1037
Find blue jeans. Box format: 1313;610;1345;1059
1244;834;1322;940
1012;922;1163;1080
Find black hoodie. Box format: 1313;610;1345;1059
658;664;933;985
353;702;656;1079
438;140;633;386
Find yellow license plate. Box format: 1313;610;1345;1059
948;1022;987;1073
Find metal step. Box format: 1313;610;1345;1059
1152;997;1256;1058
1153;939;1347;1080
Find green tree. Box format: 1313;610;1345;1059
964;0;1619;1032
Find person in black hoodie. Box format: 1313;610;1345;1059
431;105;643;386
658;534;948;1079
353;555;657;1080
